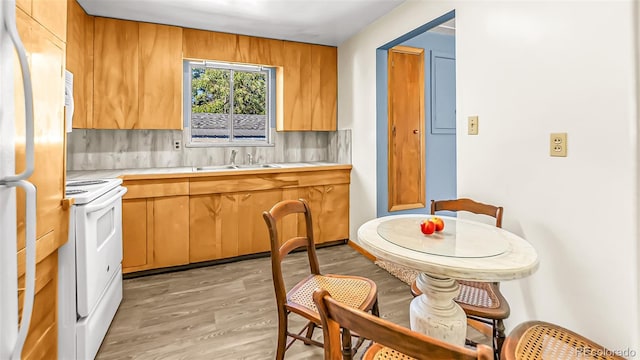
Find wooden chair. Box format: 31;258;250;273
410;198;509;358
313;288;494;360
263;199;379;360
501;321;626;360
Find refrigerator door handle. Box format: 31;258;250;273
0;0;35;183
7;181;36;360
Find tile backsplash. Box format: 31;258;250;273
67;129;351;170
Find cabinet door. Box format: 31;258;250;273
280;41;311;131
93;17;138;129
317;184;349;243
16;0;31;14
122;199;149;270
151;196;189;267
182;29;238;62
138;23;183;129
32;0;67;41
66;0;94;128
19;246;58;360
15;9;66;243
189;194;223;262
310;45;337;131
237;190;282;255
300;185;349;244
237;35;283;66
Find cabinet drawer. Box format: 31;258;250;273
123;179;189;199
190;169;351;195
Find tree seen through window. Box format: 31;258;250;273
189;62;269;143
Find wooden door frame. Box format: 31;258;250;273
387;45;426;212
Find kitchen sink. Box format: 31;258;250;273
235;164;281;169
195;165;238;171
195;164;281;171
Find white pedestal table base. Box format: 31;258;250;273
409;272;467;346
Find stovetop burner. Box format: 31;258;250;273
65;189;88;196
67;180;108;187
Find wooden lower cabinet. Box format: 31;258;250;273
189;189;282;263
298;184;349;244
18;241;59;360
189;194;225;262
236;190;282;256
122;196;189;273
124;168;351;272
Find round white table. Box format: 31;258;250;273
357;214;539;345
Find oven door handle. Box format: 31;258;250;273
83;187;128;213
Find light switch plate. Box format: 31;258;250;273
468;116;478;135
550;133;567;157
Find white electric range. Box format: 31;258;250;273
59;178;127;359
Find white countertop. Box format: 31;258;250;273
67;162;345;180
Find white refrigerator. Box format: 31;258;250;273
0;1;38;359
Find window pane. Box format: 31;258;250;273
191;67;231;142
232;71;267;142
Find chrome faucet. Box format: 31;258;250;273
229;149;237;166
247;154;253;165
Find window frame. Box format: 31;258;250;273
184;60;274;147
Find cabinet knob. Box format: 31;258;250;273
413;129;419;134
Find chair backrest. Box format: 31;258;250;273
263;199;320;310
431;198;503;228
313;289;494;360
501;321;626;360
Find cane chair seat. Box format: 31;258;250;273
501;321;625;360
288;274;376;317
364;343;416;360
410;280;509;319
455;281;510;319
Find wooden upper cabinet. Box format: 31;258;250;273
237;35;283;66
183;30;283;66
182;29;237;62
279;42;337;131
32;0;68;41
138;23;183;129
93;19;182;129
93;18;139;129
16;0;32;14
15;8;66;241
17;0;67;41
66;0;94;128
310;45;337;131
281;41;311;131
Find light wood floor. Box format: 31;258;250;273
96;244;488;359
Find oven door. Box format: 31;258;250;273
75;186;127;317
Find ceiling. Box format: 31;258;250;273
77;0;406;46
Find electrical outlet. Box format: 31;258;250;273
468;116;479;135
173;140;182;150
549;133;567;157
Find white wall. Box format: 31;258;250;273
339;0;639;352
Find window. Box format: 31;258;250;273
186;61;272;146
